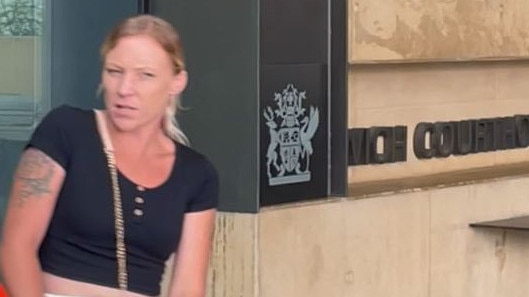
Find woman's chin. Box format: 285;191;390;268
109;116;139;133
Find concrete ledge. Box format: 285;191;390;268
348;161;529;199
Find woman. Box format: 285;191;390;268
0;14;218;297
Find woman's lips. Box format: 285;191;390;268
116;104;137;110
113;104;137;117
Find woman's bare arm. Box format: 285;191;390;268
168;209;216;297
0;148;66;297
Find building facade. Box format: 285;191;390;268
1;1;529;297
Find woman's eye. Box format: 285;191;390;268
141;72;155;78
106;68;121;75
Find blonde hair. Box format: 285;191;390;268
100;14;189;145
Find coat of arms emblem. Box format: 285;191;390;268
263;83;319;186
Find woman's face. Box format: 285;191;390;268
101;34;186;133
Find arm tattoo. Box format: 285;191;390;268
14;149;55;207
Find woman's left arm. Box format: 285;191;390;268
168;209;216;297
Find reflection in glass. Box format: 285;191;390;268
0;0;43;36
0;0;45;141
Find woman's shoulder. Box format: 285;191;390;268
27;105;95;169
174;144;219;210
43;104;93;122
176;144;218;179
32;104;96;145
37;104;94;133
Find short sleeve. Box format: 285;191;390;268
186;158;219;213
26;105;73;170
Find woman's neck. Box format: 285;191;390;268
104;112;172;157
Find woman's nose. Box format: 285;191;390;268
117;74;135;96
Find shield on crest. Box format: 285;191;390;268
279;127;301;172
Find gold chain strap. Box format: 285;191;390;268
95;110;128;291
104;148;128;290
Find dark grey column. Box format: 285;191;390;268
150;0;347;212
259;0;329;206
150;1;260;212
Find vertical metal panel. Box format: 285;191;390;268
330;0;348;196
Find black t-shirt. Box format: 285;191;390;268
27;105;218;296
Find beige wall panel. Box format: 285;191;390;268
258;175;529;297
349;0;529;63
161;212;257;297
259;193;430;297
0;37;37;97
348;64;496;124
495;63;529;101
348;61;529;183
429;178;529;297
207;212;257;297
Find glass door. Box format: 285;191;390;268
0;0;47;222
